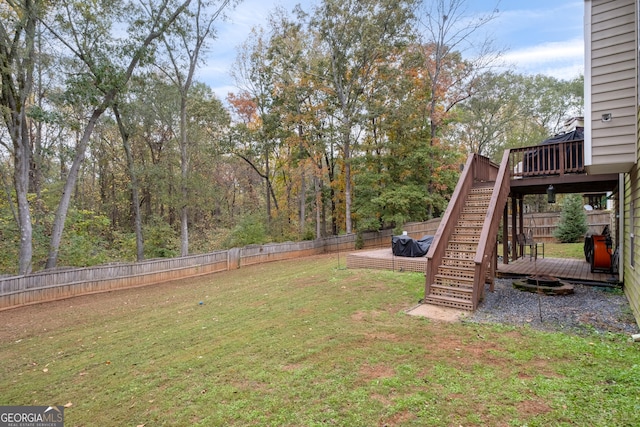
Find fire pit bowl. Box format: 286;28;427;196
513;275;574;295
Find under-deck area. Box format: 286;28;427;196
496;256;617;284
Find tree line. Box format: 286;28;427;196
0;0;583;275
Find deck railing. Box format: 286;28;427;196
509;140;585;178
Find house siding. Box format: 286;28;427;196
588;0;637;174
624;125;640;326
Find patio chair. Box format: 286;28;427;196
518;231;544;260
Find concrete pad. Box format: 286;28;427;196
406;304;469;322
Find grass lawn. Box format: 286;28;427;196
1;254;639;426
543;242;585;260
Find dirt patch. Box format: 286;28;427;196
359;362;395;381
351;310;382;322
517;398;552;416
379;409;415;426
406;304;469;322
364;332;400;342
282;363;302;372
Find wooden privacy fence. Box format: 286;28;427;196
508;210;613;243
0;219;441;311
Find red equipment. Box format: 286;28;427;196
591;234;612;273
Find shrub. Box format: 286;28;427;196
143;218;179;258
553;194;588;243
224;214;267;248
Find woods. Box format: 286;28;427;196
0;0;583;274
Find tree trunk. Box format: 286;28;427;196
265;145;271;223
180;96;189;257
1;1;38;274
15;127;33;275
114;105;144;261
46;106;107;268
299;170;306;235
342;127;352;234
314;174;322;239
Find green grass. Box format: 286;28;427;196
543;242;585;259
1;254;639;426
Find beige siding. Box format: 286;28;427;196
623;140;640;328
589;0;637;174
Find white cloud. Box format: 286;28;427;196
501;38;584;79
503;38;583;65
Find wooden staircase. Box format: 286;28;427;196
424;152;511;311
423;185;493;310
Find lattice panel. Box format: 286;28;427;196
345;253;427;273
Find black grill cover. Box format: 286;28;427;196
391;235;434;257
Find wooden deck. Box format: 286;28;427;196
497;257;618;284
346;248;618;284
346;248;427;273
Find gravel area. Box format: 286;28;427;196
467;278;640;336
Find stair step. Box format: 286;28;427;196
437;266;476;281
465;197;491;204
450;233;480;243
444;246;476;253
469;187;493;194
431;283;473;293
454;224;483;230
428;287;473;301
470;185;494;191
434;275;474;287
454;227;483;236
441;257;476;268
467;193;492;199
457;219;485;228
460;212;486;219
443;250;476;260
468;190;493;196
446;242;478;252
462;206;489;214
422;295;473;310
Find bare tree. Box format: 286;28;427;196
418;0;501;143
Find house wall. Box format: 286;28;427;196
624;117;640;326
586;0;637;174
